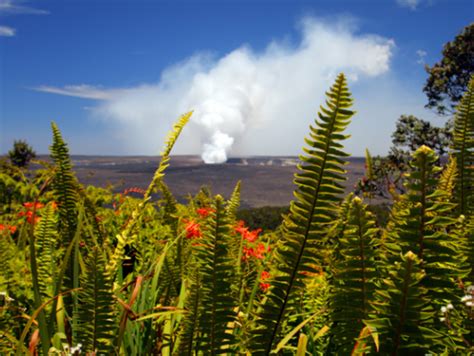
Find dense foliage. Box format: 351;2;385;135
0;74;473;355
424;22;474;115
8;140;36;168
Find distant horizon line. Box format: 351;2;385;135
27;153;367;159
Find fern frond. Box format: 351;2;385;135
366;251;440;354
385;146;460;304
437;156;457;200
35;204;58;300
176;269;202;355
77;247;116;353
226;180;241;219
145;111;192;199
191;195;237;353
107;112;191;277
329;196;380;354
159;181;178;227
326;192;354;263
452;75;474;215
248;73;355;353
50;122;79;246
451;214;473;281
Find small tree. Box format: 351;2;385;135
8;139;36;167
356;115;451;199
390;114;451;164
423;23;474;115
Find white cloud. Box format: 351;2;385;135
34;84;127;100
0;25;14;36
416;49;427;64
35;17;402;161
0;0;48;39
396;0;421;10
0;0;49;15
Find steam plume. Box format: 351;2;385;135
35;18;395;162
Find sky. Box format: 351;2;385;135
0;0;472;162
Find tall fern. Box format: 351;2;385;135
384;146;461;305
183;195;237;354
77;247;116;353
107;112;191;277
50;122;79;246
35;204;58;301
176;269;202;355
248;73;355;354
452;76;474;215
366;251;440;354
226;180;241;219
329;196;379;354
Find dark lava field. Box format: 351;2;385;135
59;155;366;208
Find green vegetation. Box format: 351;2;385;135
424;22;474;115
0;74;473;355
8;139;36;168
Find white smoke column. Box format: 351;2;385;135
179;19;392;163
35;18;395;160
184;49;266;163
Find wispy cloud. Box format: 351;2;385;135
0;0;48;37
416;49;427;64
396;0;421;10
0;0;49;15
33;84;126;100
0;25;14;36
35;17;419;161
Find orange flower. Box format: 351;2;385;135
196;207;214;218
242;242;270;260
244;228;262;243
254;243;267;259
123;187;146;195
261;270;270;280
19;210;40;225
234;221;262;242
242;246;254;260
259;271;271;292
23;202;44;210
0;224;18;234
185;220;202;239
235;220;248;235
51;201;58;210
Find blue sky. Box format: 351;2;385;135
0;0;472;161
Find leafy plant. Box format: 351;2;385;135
1;73;473;355
8;140;36;168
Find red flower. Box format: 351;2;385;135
254;243;267;259
242;246;253;260
0;224;18;234
235;220;248;235
259;271;271;292
234;221;262;242
244;228;262;243
23;202;44;210
196;207;214;218
18;210;40;225
123;187;146;195
185;220;202;239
